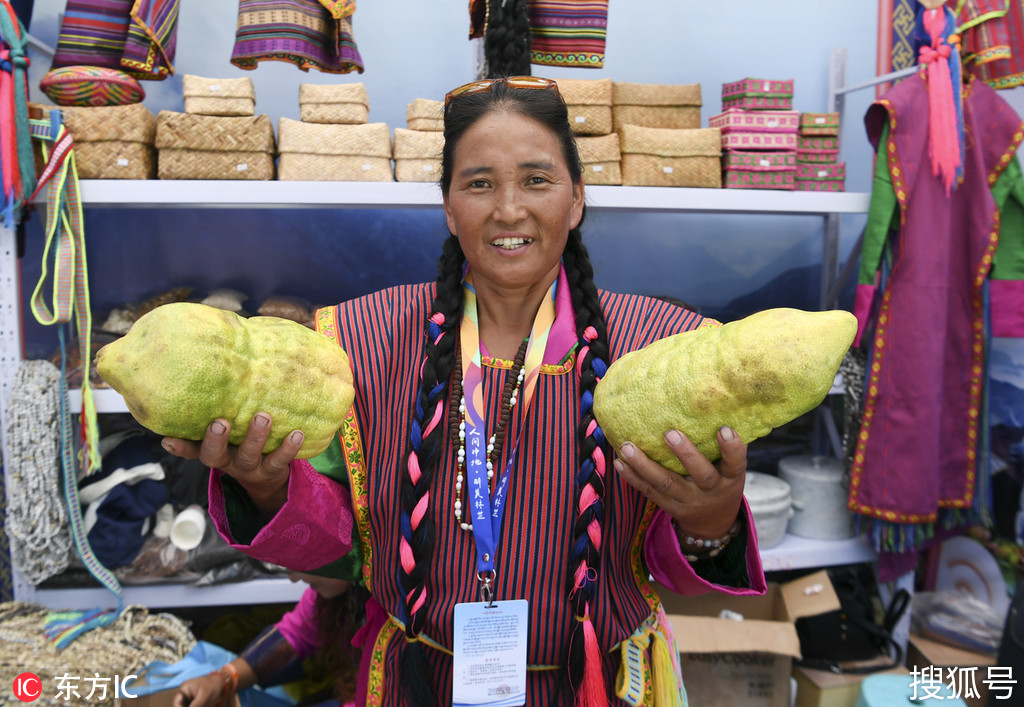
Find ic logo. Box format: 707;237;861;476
13;673;41;702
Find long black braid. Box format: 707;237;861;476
484;0;531;77
397;234;464;707
561;224;614;700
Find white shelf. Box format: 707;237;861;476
51;180;871;215
759;532;876;573
24;534;874;610
30;576;306;610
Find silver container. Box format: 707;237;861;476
778;454;855;540
744;471;793;548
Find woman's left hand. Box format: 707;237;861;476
613;425;747;540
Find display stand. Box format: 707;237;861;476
1;48;912;609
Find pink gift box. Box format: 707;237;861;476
722;150;796;171
709;108;799;134
795;179;845;192
797;150;839;164
722;77;794;98
723;169;796;190
721;77;794;111
798;136;838;151
799;112;840;136
721;132;797;151
722;95;794;111
796;163;846;180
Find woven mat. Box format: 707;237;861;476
0;602;196;706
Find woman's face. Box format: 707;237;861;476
443;108;584;293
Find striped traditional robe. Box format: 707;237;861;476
320;275;713;704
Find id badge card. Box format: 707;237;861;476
452;599;529;707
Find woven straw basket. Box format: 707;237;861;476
156;111;275;180
182;74;255;117
278;118;392;181
612;81;702;131
556;78;613;136
299;82;370;124
406;98;444;131
576;133;621;185
619;124;721;188
393;128;444;182
59;103;158;179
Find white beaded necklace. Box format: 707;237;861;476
453;349;527;531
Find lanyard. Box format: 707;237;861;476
460;274;556;599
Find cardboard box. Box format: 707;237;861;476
657;569;841;707
792;658;907;707
906;633;998;707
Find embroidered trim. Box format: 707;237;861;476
316;305;374;591
366;617;399;707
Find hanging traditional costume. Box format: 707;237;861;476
850;3;1024;581
527;0;609;68
957;0;1024;90
231;0;363;74
49;0;180;80
208;269;766;705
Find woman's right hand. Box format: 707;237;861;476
161;413;304;515
172;673;224;707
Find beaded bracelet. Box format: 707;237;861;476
215;663;239;707
676;520;742;562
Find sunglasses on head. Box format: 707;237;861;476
444;76;561;106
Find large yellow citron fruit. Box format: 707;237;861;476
95;302;355;459
593;308;856;474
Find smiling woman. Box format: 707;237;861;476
164;75;768;706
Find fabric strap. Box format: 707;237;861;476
28;111;120;646
28;110;102;475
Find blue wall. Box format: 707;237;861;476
18;1;1022;358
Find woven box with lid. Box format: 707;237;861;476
576;133;621;185
795;162;846;192
708;108;799;134
406;98;444;131
723;151;796;190
393;128;444;182
799;112;840;136
797;135;839;164
59;103;157;179
556;78;613;136
182;75;255;117
619;124;721;188
611;81;702;131
721;77;794;111
299;82;370;124
278;118;392;182
720;132;797;151
155;111;275;180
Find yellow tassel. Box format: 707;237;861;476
650;629;684;707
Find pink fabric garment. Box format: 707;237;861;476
991;280;1024;337
852;283;878;348
350;597;387;707
207;460;355;571
275;586;320;660
646;502;767;597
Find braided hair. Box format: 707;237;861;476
483;0;531;78
396;79;612;705
396;234;464;706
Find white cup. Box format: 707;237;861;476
170;505;208;551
